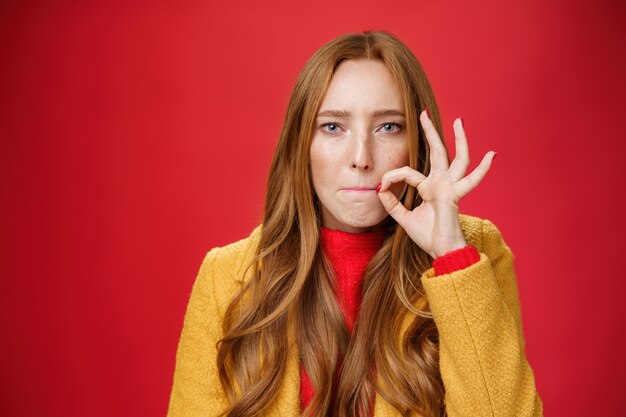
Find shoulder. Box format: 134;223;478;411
194;225;263;318
459;213;512;259
205;225;263;276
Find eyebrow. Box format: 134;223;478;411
316;109;406;118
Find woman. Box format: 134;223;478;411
167;31;542;417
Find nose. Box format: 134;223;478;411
350;132;373;171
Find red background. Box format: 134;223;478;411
1;1;625;416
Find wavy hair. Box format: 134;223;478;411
217;31;449;417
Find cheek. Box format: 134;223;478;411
397;150;410;167
381;143;410;170
309;144;332;191
381;144;410;196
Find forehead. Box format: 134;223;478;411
319;59;404;113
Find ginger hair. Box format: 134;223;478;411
217;30;448;417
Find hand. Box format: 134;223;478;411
377;110;496;259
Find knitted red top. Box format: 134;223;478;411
299;227;480;411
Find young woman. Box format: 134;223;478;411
167;31;543;417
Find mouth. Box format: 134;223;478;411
341;187;377;192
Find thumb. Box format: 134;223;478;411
378;189;409;226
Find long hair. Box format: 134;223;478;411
217;31;449;417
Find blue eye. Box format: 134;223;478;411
381;122;401;133
321;123;342;134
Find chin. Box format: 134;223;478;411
339;210;388;232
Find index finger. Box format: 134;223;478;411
379;166;426;193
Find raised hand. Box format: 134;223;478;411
377;110;496;259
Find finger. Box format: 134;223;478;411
448;118;470;182
420;110;449;171
377;188;410;228
455;151;496;197
379;166;427;192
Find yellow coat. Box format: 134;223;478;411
167;214;543;416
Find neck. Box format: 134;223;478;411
319;226;385;332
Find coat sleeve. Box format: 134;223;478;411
420;218;543;417
167;248;230;416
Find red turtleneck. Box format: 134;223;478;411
300;227;480;411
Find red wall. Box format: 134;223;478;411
1;1;625;415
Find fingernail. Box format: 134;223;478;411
376;183;382;193
425;108;430;118
493;152;498;160
460;117;465;128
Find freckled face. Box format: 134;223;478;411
309;59;410;233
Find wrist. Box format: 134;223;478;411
434;240;468;259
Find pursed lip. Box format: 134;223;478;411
341;186;377;191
